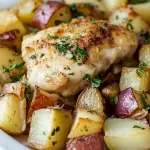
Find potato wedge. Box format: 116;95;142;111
16;0;43;25
76;86;104;117
104;118;150;150
0;93;26;134
102;0;128;13
115;88;143;118
131;2;150;25
27;87;59;121
139;44;150;68
66;132;104;150
33;1;72;29
28;108;72;150
0;46;25;84
68;108;104;139
0;11;26;51
119;67;150;92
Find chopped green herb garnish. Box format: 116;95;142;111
30;55;36;59
40;53;45;58
92;76;101;88
32;28;39;35
0;93;4;98
8;62;25;72
92;21;98;25
112;96;118;104
136;61;148;77
43;132;46;135
75;46;88;60
56;126;60;132
83;3;91;8
68;72;74;75
141;93;150;112
83;74;91;81
70;4;85;19
48;34;59;39
10;75;22;82
51;72;56;75
126;20;134;30
78;34;84;38
133;125;145;130
116;15;119;20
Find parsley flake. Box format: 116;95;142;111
92;76;101;88
136;61;148;77
32;28;39;35
126;20;134;30
30;55;36;59
83;74;91;81
133;125;145;130
48;34;59;39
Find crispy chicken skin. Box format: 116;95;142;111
22;19;138;96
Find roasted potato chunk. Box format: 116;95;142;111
27;87;59;121
115;88;144;118
109;6;149;34
0;93;26;134
33;1;72;29
0;11;26;51
66;132;104;150
139;44;150;68
131;2;150;25
28;108;72;150
104;118;150;150
102;0;128;13
68;108;104;139
16;0;43;25
120;67;150;92
76;86;104;117
0;46;26;84
102;82;119;98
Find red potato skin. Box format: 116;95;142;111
66;133;104;150
115;88;139;118
27;89;59;119
0;30;18;40
33;1;66;29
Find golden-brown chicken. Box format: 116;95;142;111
22;19;138;96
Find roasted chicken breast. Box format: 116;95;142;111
22;19;138;96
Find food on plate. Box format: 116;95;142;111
66;132;104;150
119;67;150;92
104;118;150;150
0;93;26;134
33;1;72;29
139;44;150;68
0;46;26;84
27;87;59;121
0;0;150;149
0;11;26;51
22;18;138;97
115;88;144;118
16;0;43;25
102;0;128;13
28;108;72;150
131;2;150;25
